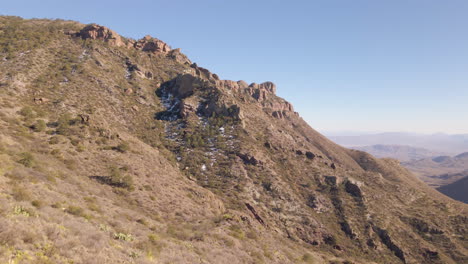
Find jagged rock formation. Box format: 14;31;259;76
0;16;466;264
134;35;171;54
79;23;125;47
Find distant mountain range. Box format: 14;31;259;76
328;132;468;154
326;132;468;203
350;144;444;162
402;152;468;188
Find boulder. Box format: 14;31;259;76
305;151;316;159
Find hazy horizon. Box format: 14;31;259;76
3;0;468;134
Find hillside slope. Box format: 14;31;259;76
437;176;468;203
0;16;467;264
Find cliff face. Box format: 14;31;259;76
0;16;466;264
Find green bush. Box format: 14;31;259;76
32;120;46;132
301;253;316;263
65;205;84;216
17;152;35;167
108;166;134;190
31;200;44;208
56;113;74;135
114;142;130;153
113;232;134;241
18;106;35;119
49;136;60;144
12;185;31;201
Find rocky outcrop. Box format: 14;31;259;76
245;203;265;226
80;24;124;47
168;74;200;99
246;82;276;102
78;25;180;61
168;48;191;65
238;153;262;166
344;179;363;198
134;35;171;54
372;226;406;263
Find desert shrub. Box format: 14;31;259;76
13;205;33;217
65;205;84;216
30;119;47;132
76;144;85;152
63;159;76;170
12;185;31;201
18;106;35;119
56;113;76;135
70;138;80;146
108;166;134;190
301;253;316;263
49;136;60;144
114;142;130;153
17;152;35;167
228;225;245;240
31;200;44;208
113;232;133;241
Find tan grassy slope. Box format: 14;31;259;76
0;16;466;264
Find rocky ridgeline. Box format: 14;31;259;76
71;24;191;65
73;24;294;121
167;63;296;121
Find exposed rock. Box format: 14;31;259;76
305;151;316;159
200;99;243;120
191;64;218;81
218;80;240;92
324;176;340;186
33;97;49;104
246;81;276;102
167;48;191;65
134;35;171;54
179;100;197;118
272;110;286;119
78;114;90;124
306;193;332;213
372;226;406;263
169;74;199;98
422;249;440;261
238;153;262;166
124;88;133;95
145;71;153;79
245;203;265;226
344;179;363;198
340;221;356;239
330;163;337;169
402;217;444;235
237;80;249;89
80;24;124;47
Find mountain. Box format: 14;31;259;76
328;132;468;154
437;176;468;203
0;16;467;264
403;152;468;188
350;144;444;162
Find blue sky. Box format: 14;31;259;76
2;0;468;134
